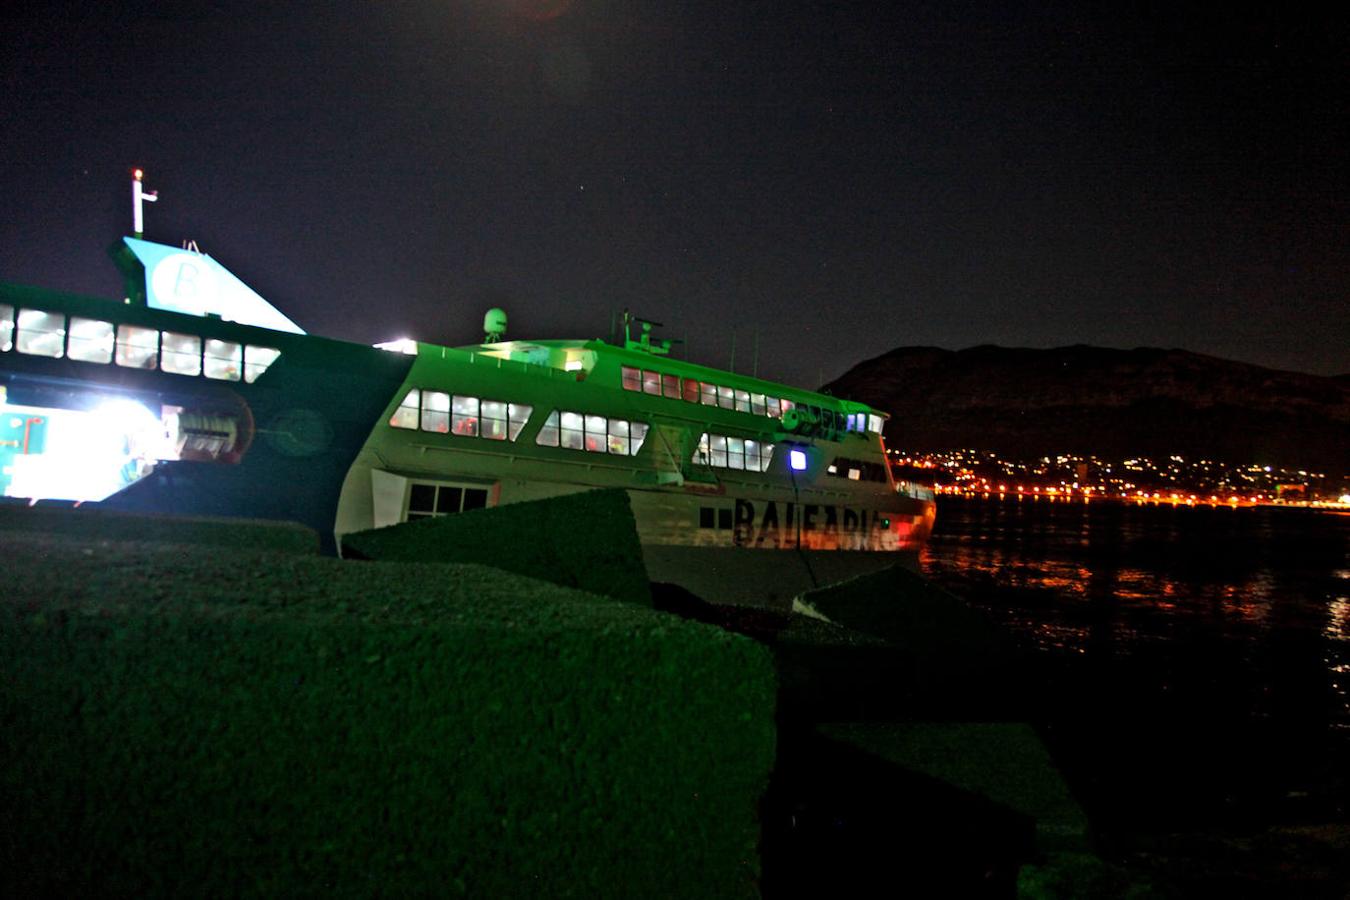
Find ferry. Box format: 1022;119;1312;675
0;175;934;605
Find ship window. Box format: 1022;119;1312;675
421;390;451;433
630;422;649;454
244;345;280;383
451;395;479;437
700;382;717;406
621;366;641;391
765;396;780;418
709;434;728;467
717;508;732;530
745;439;761;471
781;399;795;415
407;482;490;520
727;436;745;470
734;389;751;413
390;389;420;429
407;483;436;518
508;403;532;441
584;414;607;453
536;410;560;446
751;393;766;416
642;370;661;395
699;507;714;529
559;411;584;450
715;385;733;410
760;443;775;472
682;378;700;403
115;323;158;368
848;468;862;480
692;432;710;465
607;419;630;455
161;332;202;376
16;309;67;358
481;399;508;440
0;304;12;351
67;317;114;364
204;339;242;381
436;486;464;513
661;373;680;399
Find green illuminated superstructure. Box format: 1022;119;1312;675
1;235;933;602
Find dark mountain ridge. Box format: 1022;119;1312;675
823;346;1350;474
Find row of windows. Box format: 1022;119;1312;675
407;483;489;520
691;432;775;472
826;457;889;483
389;389;533;442
0;304;279;383
536;411;650;456
621;365;798;419
619;364;885;435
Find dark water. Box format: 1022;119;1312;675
921;496;1350;888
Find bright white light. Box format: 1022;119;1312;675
1339;494;1350;505
374;338;419;355
789;449;807;471
3;398;164;502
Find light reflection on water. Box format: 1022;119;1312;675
921;496;1350;730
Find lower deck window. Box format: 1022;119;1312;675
407;482;489;520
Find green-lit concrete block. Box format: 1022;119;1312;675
0;531;774;898
342;488;651;605
0;501;319;555
820;722;1091;852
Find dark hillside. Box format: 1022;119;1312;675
825;346;1350;473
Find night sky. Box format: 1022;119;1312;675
2;2;1345;388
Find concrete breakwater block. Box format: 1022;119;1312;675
820;722;1092;853
342;488;651;605
793;564;1019;708
0;501;320;554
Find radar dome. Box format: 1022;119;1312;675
483;308;508;341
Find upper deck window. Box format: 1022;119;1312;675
161;332;202;377
662;373;680;399
390;389;420;429
204;339;243;381
115;324;158;369
243;346;281;383
67;317;114;364
701;382;717;406
421;390;451;433
868;414;883;434
621;366;641;391
682;378;700;403
16;309;66;358
480;400;507;440
642;370;661;396
451;395;479;436
559;411;585;449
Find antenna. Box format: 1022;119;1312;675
729;331;736;373
752;329;760;378
131;167;158;238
